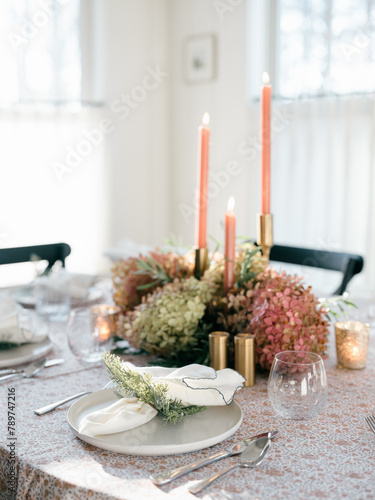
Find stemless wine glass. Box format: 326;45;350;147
35;271;71;323
268;351;328;420
67;308;112;363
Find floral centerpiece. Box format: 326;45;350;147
112;243;345;370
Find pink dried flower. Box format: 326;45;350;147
226;267;329;370
112;251;194;313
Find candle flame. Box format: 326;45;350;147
96;316;111;342
263;72;270;85
202;112;210;126
227;196;235;212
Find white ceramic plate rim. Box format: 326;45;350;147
13;285;105;308
67;388;243;456
0;337;52;367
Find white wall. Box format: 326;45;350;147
98;0;172;250
169;0;260;250
100;0;262;255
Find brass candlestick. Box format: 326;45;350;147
257;213;273;263
194;248;209;278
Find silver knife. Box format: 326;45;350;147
0;358;64;376
150;430;278;486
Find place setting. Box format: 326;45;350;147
0;298;53;368
11;271;109;311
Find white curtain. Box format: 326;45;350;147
272;95;375;295
0;106;110;285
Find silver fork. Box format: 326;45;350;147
34;380;115;416
365;415;375;435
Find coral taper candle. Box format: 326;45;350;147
261;72;271;214
196;112;210;248
224;196;236;293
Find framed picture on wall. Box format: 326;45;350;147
184;34;216;84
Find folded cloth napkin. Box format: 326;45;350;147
0;299;47;345
79;362;245;437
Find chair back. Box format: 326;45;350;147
0;243;71;274
269;244;364;295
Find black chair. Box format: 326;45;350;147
0;243;71;274
269;244;364;295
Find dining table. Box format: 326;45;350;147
0;295;374;500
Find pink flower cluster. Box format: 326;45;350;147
112;251;194;312
227;267;329;370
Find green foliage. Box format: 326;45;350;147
236;245;262;289
102;352;207;424
150;321;212;368
134;256;172;289
318;295;357;322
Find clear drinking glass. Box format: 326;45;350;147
35;271;71;322
67;308;113;363
268;351;328;420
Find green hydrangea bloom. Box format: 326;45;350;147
128;277;217;357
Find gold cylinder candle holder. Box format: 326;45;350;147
335;321;370;369
257;213;273;263
194;248;209;278
235;333;255;387
209;331;229;370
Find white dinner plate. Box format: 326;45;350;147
0;337;53;368
13;286;105;309
67;389;243;456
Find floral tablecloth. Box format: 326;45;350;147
0;326;374;500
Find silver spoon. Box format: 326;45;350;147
151;430;278;485
0;358;46;382
189;435;272;495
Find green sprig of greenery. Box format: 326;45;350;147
102;352;206;424
134;257;173;290
318;295;357;322
236;245;262;289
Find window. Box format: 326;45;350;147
248;0;375;98
0;0;81;107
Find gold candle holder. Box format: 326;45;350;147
194;248;209;278
257;213;273;263
90;304;121;343
235;333;255;387
335;321;370;369
209;331;229;370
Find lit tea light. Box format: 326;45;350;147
96;316;111;342
335;321;370;369
90;304;121;344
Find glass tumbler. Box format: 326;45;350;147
268;351;328;420
67;308;103;363
35;271;71;322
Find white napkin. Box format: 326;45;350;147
0;299;46;345
79;362;245;437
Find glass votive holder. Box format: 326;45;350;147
90;304;121;344
209;331;229;370
335;321;370;369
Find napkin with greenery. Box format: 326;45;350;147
78;354;245;437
